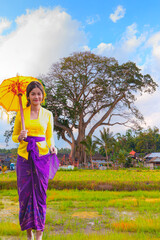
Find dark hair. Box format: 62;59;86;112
26;81;44;107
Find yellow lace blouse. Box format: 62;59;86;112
12;106;55;159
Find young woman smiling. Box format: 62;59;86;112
12;81;59;240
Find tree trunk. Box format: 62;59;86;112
90;155;94;169
105;148;109;168
70;138;86;167
76;143;86;167
76;122;86;165
70;141;76;162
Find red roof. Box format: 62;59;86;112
129;150;136;155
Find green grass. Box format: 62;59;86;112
0;171;16;180
0;222;23;236
1;232;160;240
42;232;160;240
1;170;160;239
1;189;160;239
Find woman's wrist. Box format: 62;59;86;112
18;135;23;142
50;146;57;154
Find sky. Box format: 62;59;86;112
0;0;160;149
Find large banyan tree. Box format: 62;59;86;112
43;51;157;164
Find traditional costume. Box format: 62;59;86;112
12;106;59;231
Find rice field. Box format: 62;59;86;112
1;169;160;183
1;169;160;191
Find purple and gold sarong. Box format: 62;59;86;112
16;136;59;231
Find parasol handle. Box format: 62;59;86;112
18;94;25;130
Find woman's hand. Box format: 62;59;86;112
50;146;57;154
18;130;28;142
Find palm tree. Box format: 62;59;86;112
94;127;114;168
81;136;97;169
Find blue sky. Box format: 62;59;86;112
0;0;160;149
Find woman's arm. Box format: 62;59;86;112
12;112;21;143
12;112;28;142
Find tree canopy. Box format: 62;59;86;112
43;51;157;163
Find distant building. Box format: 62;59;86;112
0;153;13;169
144;152;160;169
144;152;160;161
3;157;12;168
0;153;7;165
129;150;136;158
92;153;113;169
92;153;106;161
129;150;141;160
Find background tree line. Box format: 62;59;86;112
3;126;160;167
80;126;160;168
3;126;160;154
98;126;160;158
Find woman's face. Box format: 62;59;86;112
28;87;43;106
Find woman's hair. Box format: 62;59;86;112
26;81;44;107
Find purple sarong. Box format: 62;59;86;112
16;136;59;231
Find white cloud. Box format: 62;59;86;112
86;15;100;25
0;7;87;81
92;23;147;64
135;90;160;129
82;45;90;51
121;23;146;53
0;17;12;34
109;5;126;23
93;42;114;56
147;32;160;64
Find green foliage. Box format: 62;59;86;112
135;127;159;153
58;148;71;154
112;127;160;159
94;127;115;164
115;129;136;153
81;135;97;168
124;157;133;168
81;136;97;156
99;146;106;156
117;149;128;166
3;116;16;146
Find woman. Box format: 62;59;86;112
12;81;59;240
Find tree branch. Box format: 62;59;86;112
100;121;138;130
61;132;72;146
88;94;125;136
54;114;75;142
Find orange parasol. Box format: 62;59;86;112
0;75;44;130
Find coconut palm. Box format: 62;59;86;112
94;127;114;168
81;136;97;169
